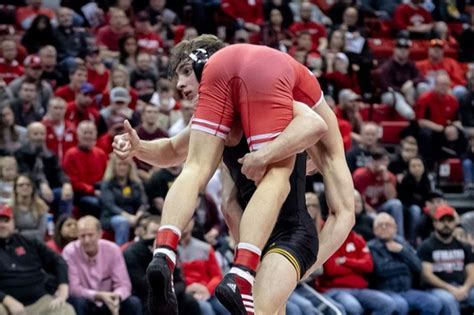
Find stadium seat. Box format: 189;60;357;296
380;121;409;144
438;159;464;192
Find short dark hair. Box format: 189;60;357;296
20;78;37;89
169;34;225;79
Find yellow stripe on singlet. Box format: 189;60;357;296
264;247;301;280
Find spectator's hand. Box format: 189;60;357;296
61;183;73;200
385;240;403;253
97;292;120;313
204;227;219;246
113;120;140;160
187;283;211;301
335;256;346;265
448;285;469;301
40;183;54;203
244;22;261;33
238;151;267;184
94;190;101;197
153;197;164;210
444;125;459;142
50;284;68;310
3;295;26;315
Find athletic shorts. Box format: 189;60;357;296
191;44;323;151
263;209;319;280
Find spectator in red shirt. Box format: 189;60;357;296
96;8;133;59
65;82;99;129
63;120;108;217
221;0;264;34
393;0;433;38
55;64;88;103
316;229;396;314
353;148;405;236
289;2;328;51
85;46;110;95
134;11;164;55
416;39;468;100
41;97;77;163
416;72;460;133
178;218;227;315
324;52;361;98
0;39;24;85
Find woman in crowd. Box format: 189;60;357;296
11;174;49;241
118;34;139;71
353;189;374;241
100;154;147;245
102;64;139;110
21;14;57;54
261;8;293;51
0;156;18;205
397;156;432;245
46;214;78;254
0;103;27;155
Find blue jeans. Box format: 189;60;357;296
462;158;473;185
325;288;396;315
52;187;73;217
68;295;142;315
197;297;229;315
406;205;422;244
287;291;321;315
110;215;130;245
385;290;442;315
430;287;474;315
295;284;346;315
378;199;404;236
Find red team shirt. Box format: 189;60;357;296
0;59;24;84
415;91;459;126
393;4;433;30
192;44;323;151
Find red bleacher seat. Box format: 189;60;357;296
380;121;409;144
438;159;464;192
102;229;115;241
368;38;457;61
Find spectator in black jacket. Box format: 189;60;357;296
100;154;147;245
397;156;432;245
123;216;202;315
368;212;443;315
54;7;88;63
15;122;73;217
0;204;75;315
354;189;374;241
388;136;419;182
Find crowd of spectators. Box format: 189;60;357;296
0;0;473;314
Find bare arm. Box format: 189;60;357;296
240;101;328;182
113;120;190;168
421;261;455;291
464;263;474;288
305;100;355;273
418;119;444;132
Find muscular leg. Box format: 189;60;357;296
253;252;299;314
239;157;294;249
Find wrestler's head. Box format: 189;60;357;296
169;34;225;102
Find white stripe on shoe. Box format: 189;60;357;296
153;248;177;265
228;267;255;285
245;307;255;313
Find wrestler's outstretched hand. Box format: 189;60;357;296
238;151;267;184
112;120;139;160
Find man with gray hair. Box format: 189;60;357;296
368;213;443;315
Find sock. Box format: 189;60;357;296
232;242;262;275
154;225;181;270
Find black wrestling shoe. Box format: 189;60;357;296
215;270;255;315
147;254;178;315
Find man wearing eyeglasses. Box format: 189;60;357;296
417;206;474;314
368;213;442;315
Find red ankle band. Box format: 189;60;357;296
234;248;260;272
155;229;180;250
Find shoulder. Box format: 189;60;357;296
63;240;80;257
99;239;122;255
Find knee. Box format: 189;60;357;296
113;216;130;228
387;199;403;212
124;295;142;311
463;159;473;168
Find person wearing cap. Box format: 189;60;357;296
8;54;53;111
85;46;110;94
415;190;446;241
98;86;135;136
335;89;364;144
416;39;468;100
0;204;75;315
353;147;405;236
378;37;427;120
393;0;433;37
324;52;361;100
417;205;474;314
368;213;443;315
55;64;88;103
65;82;100;128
